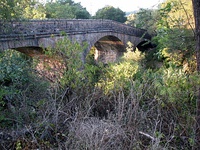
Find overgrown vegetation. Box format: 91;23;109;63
0;37;199;149
0;0;200;149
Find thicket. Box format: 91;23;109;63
0;35;199;149
0;0;199;149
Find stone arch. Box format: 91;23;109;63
85;34;126;64
84;33;121;54
14;46;44;57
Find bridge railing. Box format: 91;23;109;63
0;19;151;40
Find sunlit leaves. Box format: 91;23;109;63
152;0;196;71
159;0;194;29
0;0;46;20
97;49;142;94
0;0;21;20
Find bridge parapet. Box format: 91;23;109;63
0;19;151;41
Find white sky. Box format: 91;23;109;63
73;0;165;15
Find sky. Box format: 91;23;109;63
73;0;165;15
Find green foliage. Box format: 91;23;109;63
23;2;46;19
124;41;145;61
154;27;195;68
44;35;100;94
75;9;91;19
85;46;96;65
57;0;74;5
45;1;90;19
0;50;32;112
15;140;22;150
94;43;197;148
84;47;103;85
97;48;143;94
134;8;160;35
0;0;198;148
0;0;90;20
44;36;83;87
0;0;46;20
155;67;198;106
99;61;138;93
0;50;30;85
94;6;127;23
158;0;194;29
45;2;75;19
151;0;196;71
0;0;21;20
130;63;197;113
129;0;195;71
0;50;49;128
139;66;197;126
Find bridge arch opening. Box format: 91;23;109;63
14;46;45;58
87;35;126;64
136;40;156;52
6;46;64;82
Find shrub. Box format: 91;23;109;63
0;50;49;128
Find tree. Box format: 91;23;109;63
192;0;200;149
134;8;160;35
45;0;90;19
74;3;91;19
45;2;76;19
23;2;46;19
75;9;91;19
159;0;194;29
0;0;46;20
152;0;196;72
94;6;127;23
0;0;22;20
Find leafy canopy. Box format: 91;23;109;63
45;0;91;19
94;6;127;23
0;0;91;20
0;0;46;20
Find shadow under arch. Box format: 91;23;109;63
14;46;45;58
87;35;126;64
7;46;64;82
136;40;156;52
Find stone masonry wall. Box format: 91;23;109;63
0;19;151;42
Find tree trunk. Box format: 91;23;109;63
192;0;200;149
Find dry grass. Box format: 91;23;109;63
0;73;195;150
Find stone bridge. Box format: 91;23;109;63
0;19;153;63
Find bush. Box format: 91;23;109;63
0;50;49;128
0;37;197;149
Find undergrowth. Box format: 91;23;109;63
0;37;198;149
